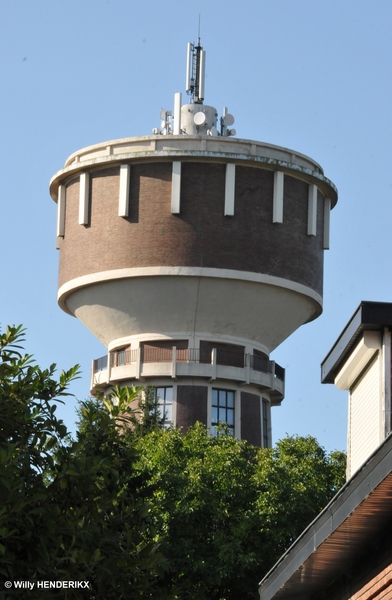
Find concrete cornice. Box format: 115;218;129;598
49;135;338;206
57;266;323;316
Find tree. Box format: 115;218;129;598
0;324;346;600
129;385;166;436
0;326;166;599
134;425;346;600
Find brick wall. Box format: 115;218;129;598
240;392;261;446
58;161;324;295
176;385;208;431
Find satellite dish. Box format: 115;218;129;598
229;128;237;137
223;113;235;126
209;125;218;137
194;112;206;125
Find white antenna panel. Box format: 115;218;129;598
194;112;206;125
174;92;182;135
223;113;235;126
186;42;192;92
199;50;206;101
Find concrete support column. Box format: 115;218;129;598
172;346;177;379
118;165;130;217
57;185;66;237
273;171;284;223
307;183;317;236
323;197;331;249
171;162;181;214
79;172;90;225
224;163;235;216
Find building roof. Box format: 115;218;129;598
321;301;392;384
258;433;392;600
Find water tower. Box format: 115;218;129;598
50;39;337;446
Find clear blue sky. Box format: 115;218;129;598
1;0;391;453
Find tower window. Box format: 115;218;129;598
262;399;270;448
156;386;173;427
211;389;234;436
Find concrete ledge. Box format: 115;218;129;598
49;135;338;207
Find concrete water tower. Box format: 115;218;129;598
50;39;337;447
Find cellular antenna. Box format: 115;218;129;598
155;36;236;137
185;35;205;104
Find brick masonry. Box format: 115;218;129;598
176;385;208;431
240;392;262;447
58;161;324;295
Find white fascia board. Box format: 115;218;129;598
334;331;381;390
171;161;181;214
79;172;90;225
224;163;236;216
118;165;130;217
273;171;284;223
307;183;317;236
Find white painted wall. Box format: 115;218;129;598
348;354;381;478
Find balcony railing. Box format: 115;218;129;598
93;355;108;372
93;347;285;382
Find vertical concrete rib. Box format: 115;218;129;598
79;173;90;225
57;184;66;237
323;197;331;249
118;165;130;217
171;161;181;214
273;171;284;223
307;183;317;236
224;163;235;216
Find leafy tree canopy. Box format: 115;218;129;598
134;426;346;600
0;325;346;600
0;326;167;600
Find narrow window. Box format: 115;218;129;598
156;386;173;428
211;389;235;436
262;399;270;448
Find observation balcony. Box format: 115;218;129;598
91;347;285;403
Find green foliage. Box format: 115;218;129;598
130;385;166;437
135;425;346;600
253;436;346;563
0;324;346;600
0;326;166;600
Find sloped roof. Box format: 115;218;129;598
258;433;392;599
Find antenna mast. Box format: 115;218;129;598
154;32;236;137
186;20;205;104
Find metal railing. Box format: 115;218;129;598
249;354;272;373
110;349;138;367
94;347;285;382
93;355;108;372
141;347;189;363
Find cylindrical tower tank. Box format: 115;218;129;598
50;133;337;447
50;36;337;446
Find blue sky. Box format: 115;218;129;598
1;0;391;453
